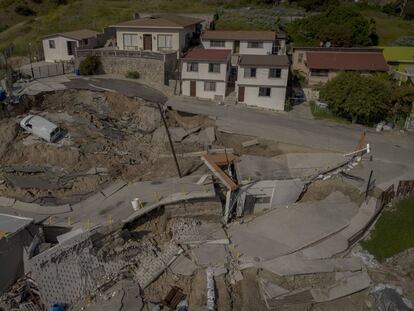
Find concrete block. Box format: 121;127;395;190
242;139;259;148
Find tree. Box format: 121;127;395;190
319;72;392;124
287;5;378;46
79;55;100;75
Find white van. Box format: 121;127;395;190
20;115;63;143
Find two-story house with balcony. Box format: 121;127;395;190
236;55;289;111
112;14;203;53
201;30;286;57
181;48;232;100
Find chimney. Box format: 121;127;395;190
132;12;140;20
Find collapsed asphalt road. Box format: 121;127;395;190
63;77;168;104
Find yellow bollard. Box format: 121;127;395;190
154;192;160;202
48;216;52;225
67;216;72;226
87;219;91;229
108;215;113;224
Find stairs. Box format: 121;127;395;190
223;91;237;105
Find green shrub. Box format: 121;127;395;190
79;55;101;75
125;71;140;79
15;5;36;16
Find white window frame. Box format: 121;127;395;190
269;68;282;78
187;62;199;72
204;81;216;91
208;63;221;73
157;34;173;51
244;67;257;78
258;87;271;97
247;41;263;48
123;33;139;50
49;40;56;49
210;40;225;47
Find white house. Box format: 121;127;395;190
201;30;286;56
236;55;289;111
181;48;232;100
112;14;203;53
42;29;99;62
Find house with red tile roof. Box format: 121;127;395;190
292;47;389;86
181;48;232;100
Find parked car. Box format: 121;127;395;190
20;115;63;143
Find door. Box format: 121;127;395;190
190;81;196;97
234;40;240;53
238;86;245;102
143;34;152;51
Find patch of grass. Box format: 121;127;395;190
361;196;414;261
361;9;414;45
309;100;350;124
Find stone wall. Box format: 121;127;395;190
99;56;165;86
76;54;178;90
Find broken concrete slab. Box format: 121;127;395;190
205;127;215;143
13;200;71;215
229;192;358;261
301;197;378;259
265;288;314;309
258;277;289;299
170;254;198;276
0;196;15;207
242;139;259;148
57;228;84;244
311;271;371;302
5;174;70;190
101;180;127;198
192;244;227;267
261;254;363;276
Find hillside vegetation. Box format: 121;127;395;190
1;0;414;56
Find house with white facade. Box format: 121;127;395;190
181;48;232;100
201;30;286;56
236;55;289;111
42;29;99;62
112;14;203;53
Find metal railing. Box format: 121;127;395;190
76;48;177;61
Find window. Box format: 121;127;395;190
123;33;139;50
247;41;263;48
187;62;198;72
157;34;173;51
310;69;329;77
269;68;281;78
204;81;216;91
258;87;271;97
49;40;56;49
298;53;304;64
82;38;89;46
67;41;74;56
210;40;225;47
208;63;221;73
244;68;257;78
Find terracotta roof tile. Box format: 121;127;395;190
306;51;388;71
182;48;232;61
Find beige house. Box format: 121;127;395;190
236;55;289;111
181;48;232;100
292;47;389;85
112;14;203;53
42;29;99;62
201;30;286;56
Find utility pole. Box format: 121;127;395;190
28;43;34;79
400;0;408;17
157;103;182;178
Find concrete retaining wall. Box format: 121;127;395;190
76;54;177;88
